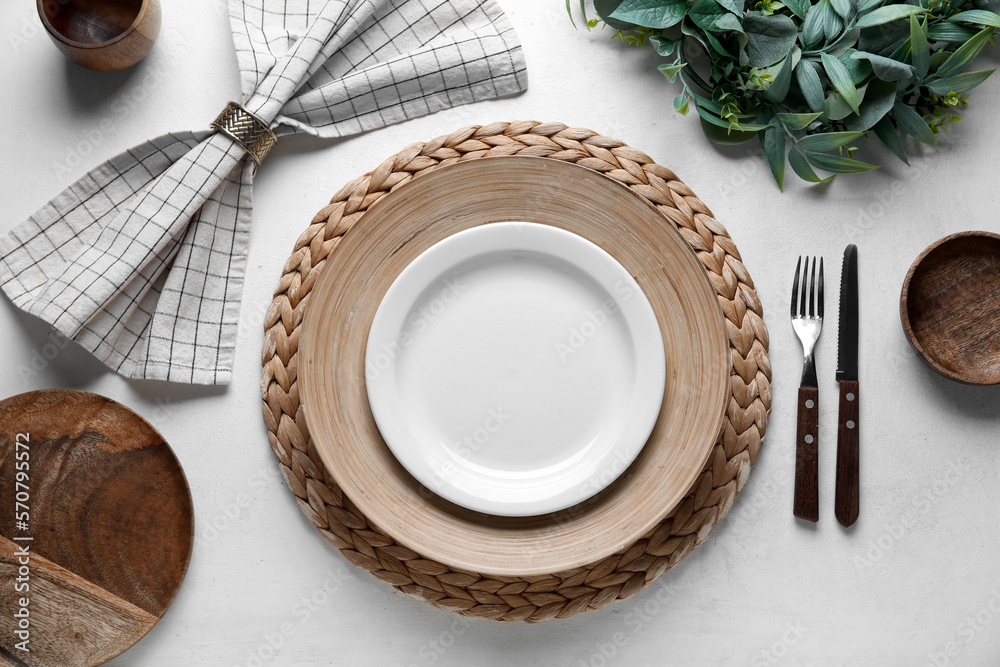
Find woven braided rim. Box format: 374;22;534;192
261;121;771;623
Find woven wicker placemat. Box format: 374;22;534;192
261;121;771;622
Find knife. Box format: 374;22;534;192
835;244;860;527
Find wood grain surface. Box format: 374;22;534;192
0;390;193;667
299;156;730;576
37;0;160;71
901;231;1000;385
793;386;819;523
835;381;860;527
0;536;158;667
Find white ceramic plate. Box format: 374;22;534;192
364;221;666;516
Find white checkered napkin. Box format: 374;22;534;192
0;0;527;385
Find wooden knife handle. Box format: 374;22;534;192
793;386;819;522
835;380;860;527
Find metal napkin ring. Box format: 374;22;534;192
210;101;277;165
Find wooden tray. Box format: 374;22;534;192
0;390;193;666
262;121;771;621
299;156;729;575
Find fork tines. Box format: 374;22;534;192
791;256;824;318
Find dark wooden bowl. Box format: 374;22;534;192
901;231;1000;385
37;0;160;71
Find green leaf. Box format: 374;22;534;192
927;23;978;42
789;147;836;182
826;28;863;57
822;52;861;114
856;0;884;12
856;5;925;28
658;63;686;82
926;68;996;94
757;107;786;189
695;95;725;115
743;13;799;67
830;0;852;18
796;59;827;113
806;152;881;173
716;13;744;32
936;27;994;78
826;91;857;120
892;102;937;144
949;10;1000;27
910;15;930;78
594;0;635;29
859;23;909;56
650;35;680;56
798;130;866;151
698;118;762;144
823;2;845;38
689;0;727;30
777;112;824;130
713;0;744;14
851;51;915;81
929;50;952;72
763;127;787;189
889;35;911;64
695;103;772;131
566;0;578;29
842;51;874;84
784;0;810;19
765;47;797;103
802;0;831;46
608;0;687;28
737;33;749;63
872;116;909;165
844;79;898;131
704;30;734;56
975;0;1000;13
674;94;691;115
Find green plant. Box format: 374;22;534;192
568;0;999;188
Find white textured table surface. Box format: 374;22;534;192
2;2;1000;665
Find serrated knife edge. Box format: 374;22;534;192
836;244;859;381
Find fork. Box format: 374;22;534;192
791;256;823;522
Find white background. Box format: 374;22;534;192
2;1;1000;665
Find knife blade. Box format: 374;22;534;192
835;244;859;527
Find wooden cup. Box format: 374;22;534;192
37;0;161;72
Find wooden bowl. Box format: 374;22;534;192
37;0;160;71
901;231;1000;385
299;157;730;576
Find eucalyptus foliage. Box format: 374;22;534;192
569;0;1000;187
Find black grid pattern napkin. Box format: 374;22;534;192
0;0;526;384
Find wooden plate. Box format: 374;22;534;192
0;390;193;666
901;231;1000;385
299;157;729;576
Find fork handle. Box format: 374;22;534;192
794;386;819;522
835;381;860;527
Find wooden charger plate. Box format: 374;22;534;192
0;390;193;667
299;157;729;576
